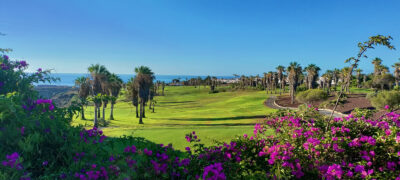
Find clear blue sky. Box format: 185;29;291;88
1;0;400;75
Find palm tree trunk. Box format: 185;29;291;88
152;102;155;113
290;85;295;104
109;103;114;120
94;105;98;127
102;105;106;125
136;105;139;118
81;105;86;120
143;104;146;118
139;101;144;124
97;107;101;118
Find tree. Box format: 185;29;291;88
276;65;285;94
373;65;392;90
355;69;363;88
126;78;139;118
75;76;90;120
392;59;400;88
304;64;321;89
88;64;109;127
287;62;302;104
134;66;154;124
330;35;395;120
108;73;123;120
322;70;333;94
340;67;351;92
372;58;383;76
332;68;340;91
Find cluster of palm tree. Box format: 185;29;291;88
75;64;123;127
126;66;155;124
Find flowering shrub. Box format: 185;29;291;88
2;54;400;179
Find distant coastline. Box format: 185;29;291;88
35;73;235;86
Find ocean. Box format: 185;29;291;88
36;73;235;86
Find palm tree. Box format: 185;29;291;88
134;66;154;124
108;73;123;120
355;69;363;88
276;65;285;94
372;58;383;76
340;67;351;92
304;64;321;89
332;68;340;91
88;64;109;127
376;65;390;90
127;78;139;118
100;71;112;125
287;62;302;104
392;59;400;88
322;70;333;94
75;76;90;120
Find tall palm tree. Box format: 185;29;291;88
134;66;154;124
88;64;109;127
304;64;321;89
276;65;285;94
392;60;400;88
75;76;90;120
127;78;139;118
355;69;363;88
376;65;390;90
372;57;383;76
287;62;302;104
322;70;333;94
108;73;123;120
100;71;112;124
332;68;340;91
340;67;351;92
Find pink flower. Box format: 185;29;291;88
385;105;390;110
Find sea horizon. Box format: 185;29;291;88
35;73;236;86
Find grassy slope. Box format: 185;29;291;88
72;86;275;150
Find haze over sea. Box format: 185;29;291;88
36;73;235;86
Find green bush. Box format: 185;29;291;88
296;89;328;104
367;90;400;110
296;84;307;92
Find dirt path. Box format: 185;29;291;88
265;96;345;118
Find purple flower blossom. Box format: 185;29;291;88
2;152;21;170
326;164;343;179
185;147;191;152
20;126;25;135
143;148;152;156
203;162;226;180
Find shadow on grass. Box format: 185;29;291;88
105;136;186;155
137;123;258;127
158;101;196;104
166;115;265;121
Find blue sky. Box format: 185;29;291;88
1;0;400;75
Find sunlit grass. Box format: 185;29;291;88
72;86;275;149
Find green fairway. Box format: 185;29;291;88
72;86;275;150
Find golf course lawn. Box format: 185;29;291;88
72;86;276;150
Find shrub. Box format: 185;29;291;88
296;84;307;92
367;90;400;110
296;89;328;104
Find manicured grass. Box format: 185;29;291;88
72;86;275;150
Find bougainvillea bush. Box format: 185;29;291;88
2;54;400;179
